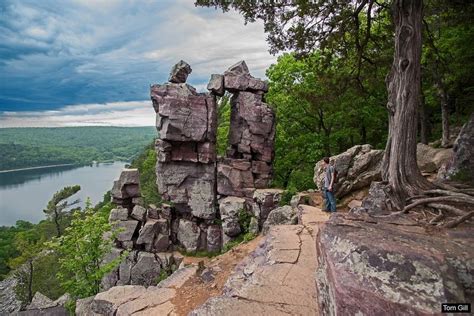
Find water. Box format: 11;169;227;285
0;162;127;226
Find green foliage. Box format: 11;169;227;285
421;1;474;141
216;95;231;156
179;249;220;258
130;141;162;206
279;187;298;206
222;235;244;253
450;168;472;184
237;209;252;234
0;127;155;171
9;230;43;305
48;201;123;299
155;270;171;285
0;221;34;280
221;232;256;253
243;232;257;243
267;50;388;191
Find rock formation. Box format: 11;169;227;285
149;60;277;253
216;61;275;199
438;113;474;183
103;169;183;289
314;144;384;198
316;213;474;315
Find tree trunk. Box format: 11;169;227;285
438;84;450;147
382;0;432;211
54;209;61;237
419;90;428;144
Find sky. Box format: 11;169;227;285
0;0;276;127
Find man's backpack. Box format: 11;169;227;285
333;167;339;183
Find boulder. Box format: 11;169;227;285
0;276;21;314
76;297;99;316
154;234;170;252
225;60;250;75
131;205;147;222
168;60;192;83
156;162;216;216
219;197;246;237
114;220;139;242
109;207;129;222
262;205;297;234
252;189;283;226
248;217;259;235
101;247;123;290
207;74;224;96
118;251;137;286
316;214;474;315
217;158;255;198
438;114;474;183
207;225;222;253
416;143;452;173
136;219;159;246
314;145;383;198
130;252;161;286
26;292;55;310
91;285;148;315
111;169;141;202
177;219;200;252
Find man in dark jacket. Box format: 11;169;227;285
322;157;336;212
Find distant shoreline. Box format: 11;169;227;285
0;163;76;174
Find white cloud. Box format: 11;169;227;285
1;0;279;127
0;101;155;127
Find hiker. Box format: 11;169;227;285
322;157;337;212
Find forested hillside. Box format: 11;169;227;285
0;127;155;171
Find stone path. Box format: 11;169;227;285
191;205;329;316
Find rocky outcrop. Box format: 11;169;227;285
16;292;70;316
0;276;21;314
316;213;474;315
152;65;217;218
251;189;283;228
416;143;452;173
314;142;456;199
103;169;184;288
262;205;297;234
111;169;140;208
314;144;384;198
147;60;276;253
438;114;474;183
77;265;199;316
216;61;275;198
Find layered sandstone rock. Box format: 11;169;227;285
104;169;182;288
214;61;275;199
316;213;474;315
152;61;217;220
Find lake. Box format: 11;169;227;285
0;162;127;226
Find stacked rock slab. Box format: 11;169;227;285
212;61;276;199
103;169;183;289
151;61;219;252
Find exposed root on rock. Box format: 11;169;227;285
400;184;474;228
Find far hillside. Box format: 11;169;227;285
0;127;156;171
